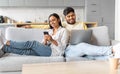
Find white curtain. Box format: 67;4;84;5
115;0;120;41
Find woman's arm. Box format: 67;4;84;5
50;38;58;46
43;35;49;45
51;29;69;47
43;34;58;46
60;29;69;47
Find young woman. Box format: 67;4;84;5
0;13;69;56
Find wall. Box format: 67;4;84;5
0;7;84;23
115;0;120;41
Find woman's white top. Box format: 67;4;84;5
48;27;69;56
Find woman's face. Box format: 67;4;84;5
49;16;60;28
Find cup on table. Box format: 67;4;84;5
109;58;119;74
109;58;119;70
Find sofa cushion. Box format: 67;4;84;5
70;29;92;45
5;27;49;42
0;53;65;72
89;26;110;46
66;56;110;62
0;72;21;74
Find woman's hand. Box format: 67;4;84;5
44;35;49;45
44;34;58;46
44;34;53;42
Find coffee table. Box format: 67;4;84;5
22;61;119;74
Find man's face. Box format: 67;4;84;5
65;12;76;24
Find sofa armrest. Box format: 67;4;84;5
111;40;120;45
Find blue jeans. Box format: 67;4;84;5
3;41;51;56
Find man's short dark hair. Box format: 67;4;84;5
63;7;75;16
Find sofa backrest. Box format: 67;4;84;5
5;26;110;46
5;27;49;42
69;26;110;46
89;26;110;46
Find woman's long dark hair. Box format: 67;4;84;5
48;13;63;29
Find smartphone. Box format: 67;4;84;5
43;31;49;35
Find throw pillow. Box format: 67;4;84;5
70;29;92;45
89;26;110;46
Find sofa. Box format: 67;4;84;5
0;26;119;74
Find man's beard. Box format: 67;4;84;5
67;21;76;25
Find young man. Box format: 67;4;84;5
63;7;120;68
62;7;87;32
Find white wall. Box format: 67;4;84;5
115;0;120;41
0;7;84;23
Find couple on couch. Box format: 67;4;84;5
0;7;120;68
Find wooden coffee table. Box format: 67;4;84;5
22;61;119;74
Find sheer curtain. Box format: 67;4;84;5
115;0;120;41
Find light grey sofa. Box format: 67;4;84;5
0;26;119;74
